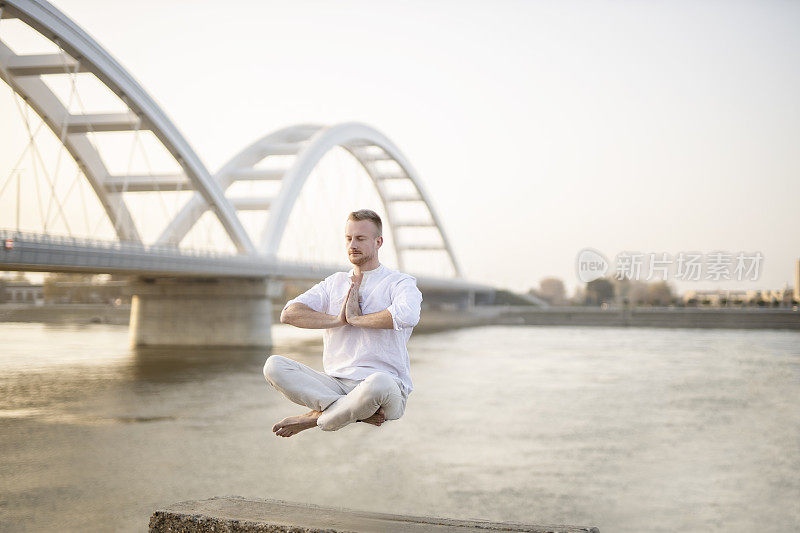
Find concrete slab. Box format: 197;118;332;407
148;496;600;533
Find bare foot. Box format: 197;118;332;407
358;407;386;426
272;409;322;437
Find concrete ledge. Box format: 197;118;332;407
149;496;600;533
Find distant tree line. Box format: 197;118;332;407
528;275;798;308
42;273;130;304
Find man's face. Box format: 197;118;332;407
345;219;382;266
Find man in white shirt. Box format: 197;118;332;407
263;209;423;437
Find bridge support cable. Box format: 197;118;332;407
12;89;72;234
0;0;254;252
42;40;81;233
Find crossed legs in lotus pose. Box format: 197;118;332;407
263;354;406;438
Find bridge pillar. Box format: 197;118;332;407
128;278;281;348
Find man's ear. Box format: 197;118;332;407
377;236;383;248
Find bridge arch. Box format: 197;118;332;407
0;0;254;252
2;1;461;276
159;123;462;277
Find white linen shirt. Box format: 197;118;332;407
281;263;422;397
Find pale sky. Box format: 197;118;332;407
5;0;800;294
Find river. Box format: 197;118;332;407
1;323;798;532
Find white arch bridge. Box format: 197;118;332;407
0;0;501;346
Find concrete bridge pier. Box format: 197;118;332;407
128;277;282;348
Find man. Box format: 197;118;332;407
263;209;423;437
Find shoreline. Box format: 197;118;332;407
1;303;798;331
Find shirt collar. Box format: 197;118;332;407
349;263;385;279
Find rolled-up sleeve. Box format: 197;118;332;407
282;278;330;314
386;277;423;330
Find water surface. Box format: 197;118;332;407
1;323;798;532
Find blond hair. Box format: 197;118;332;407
347;209;382;237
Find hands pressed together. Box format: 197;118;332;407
337;272;364;327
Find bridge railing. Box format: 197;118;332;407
0;229;237;259
0;229;490;291
0;228;349;278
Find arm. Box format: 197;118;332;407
385;277;423;330
280;302;345;329
280;279;351;329
347;308;395;329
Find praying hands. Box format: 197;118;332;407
345;273;364;323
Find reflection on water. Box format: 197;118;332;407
0;322;798;532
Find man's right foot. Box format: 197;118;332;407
359;407;386;426
272;410;322;437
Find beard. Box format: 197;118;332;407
348;252;371;266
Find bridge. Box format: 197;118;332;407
0;0;503;347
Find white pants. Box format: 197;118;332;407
262;355;407;431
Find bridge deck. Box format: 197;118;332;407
0;230;492;291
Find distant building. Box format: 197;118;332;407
1;280;44;304
43;279;129;304
684;285;794;307
795;259;799;302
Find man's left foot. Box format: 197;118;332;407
272;410;321;437
359;407;386;426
